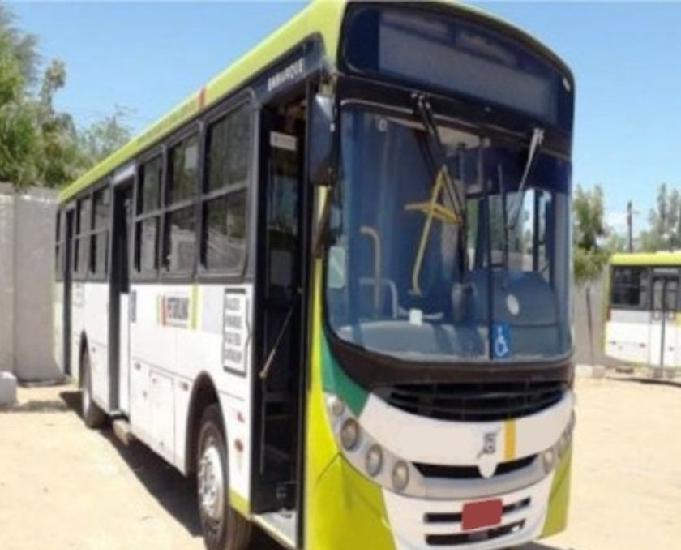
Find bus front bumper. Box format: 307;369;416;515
308;446;572;550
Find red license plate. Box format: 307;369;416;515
461;499;503;531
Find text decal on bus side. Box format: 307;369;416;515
222;289;249;375
267;58;305;92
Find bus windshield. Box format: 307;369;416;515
325;105;572;362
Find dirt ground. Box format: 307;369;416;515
0;375;679;550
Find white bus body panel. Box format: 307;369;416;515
128;282;254;503
70;282;110;402
606;309;681;367
605;309;651;364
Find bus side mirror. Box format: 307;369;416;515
309;94;336;186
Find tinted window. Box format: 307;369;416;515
203;191;246;271
612;266;648;308
163;206;196;273
139;156;162;213
200;104;252;274
74;198;91;277
93;187;110;229
136;217;158;273
168;135;199;204
206;108;251;193
78;197;92;233
91;232;108;276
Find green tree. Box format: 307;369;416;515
77;106;132;166
0;4;131;188
573;185;609;366
639;183;681;251
0;5;39;185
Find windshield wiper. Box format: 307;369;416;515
506;127;544;230
406;94;472;297
413;94;465;222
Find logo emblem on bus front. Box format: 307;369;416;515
477;430;500;479
478;430;499;458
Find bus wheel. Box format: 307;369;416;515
197;404;251;550
81;350;106;429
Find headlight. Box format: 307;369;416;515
392;461;410;493
340;418;361;451
326;393;421;497
541;448;556;473
330;397;346;418
365;445;383;477
543;412;575;473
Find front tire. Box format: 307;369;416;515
81;350;106;429
197;404;251;550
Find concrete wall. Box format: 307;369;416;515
0;184;61;382
0;184;15;374
573;272;615;366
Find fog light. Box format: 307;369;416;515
392;461;410;492
340;418;360;451
365;445;383;477
542;448;556;473
330;397;346;418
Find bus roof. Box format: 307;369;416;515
58;0;572;204
610;252;681;267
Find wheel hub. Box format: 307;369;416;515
198;440;225;521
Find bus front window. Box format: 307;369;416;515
325;105;572;362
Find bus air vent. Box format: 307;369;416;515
414;456;534;480
375;380;566;421
425;520;526;546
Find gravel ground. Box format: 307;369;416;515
0;375;679;550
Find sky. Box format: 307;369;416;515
9;1;681;235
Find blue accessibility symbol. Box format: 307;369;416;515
492;322;511;359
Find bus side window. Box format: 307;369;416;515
200;104;252;273
90;185;110;279
73;196;92;280
134;156;163;276
163;133;199;274
611;266;647;309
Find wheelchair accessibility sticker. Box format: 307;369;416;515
492;322;511;359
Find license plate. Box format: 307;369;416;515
461;499;503;531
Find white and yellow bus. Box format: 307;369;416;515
53;2;576;549
605;252;681;373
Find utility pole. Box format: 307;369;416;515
627;200;633;252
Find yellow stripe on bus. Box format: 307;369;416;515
504;419;517;461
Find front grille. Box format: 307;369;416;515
376;380;566;421
414;455;535;480
424;499;530;525
425;520;526;546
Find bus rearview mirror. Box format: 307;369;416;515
309;94;336;186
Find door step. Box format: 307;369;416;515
112;418;135;446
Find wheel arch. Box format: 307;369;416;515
185;372;224;475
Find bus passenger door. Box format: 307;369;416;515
110;179;134;413
252;98;306;529
650;275;678;373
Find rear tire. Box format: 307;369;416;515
81;350;106;429
197;404;251;550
